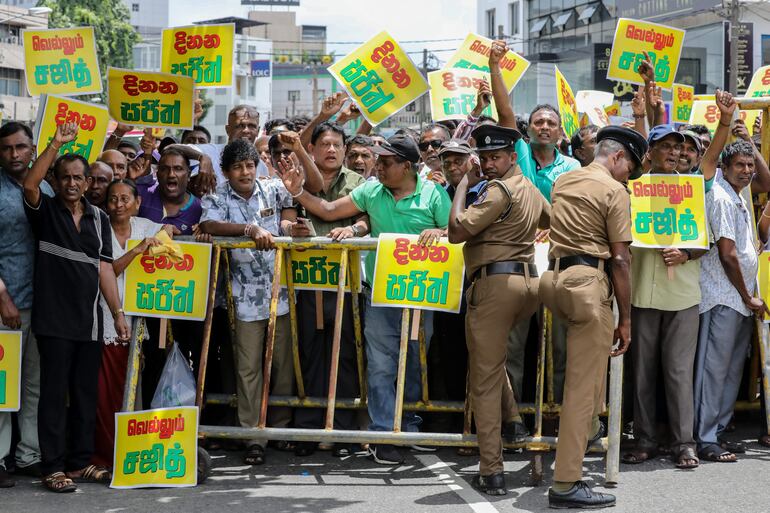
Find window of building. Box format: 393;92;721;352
406;102;416;112
486;9;496;38
0;24;21;44
248;76;256;98
132;3;139;12
578;4;599;24
530;18;549;35
0;68;21;96
288;90;301;102
510;2;520;36
215;105;227;126
552;10;574;31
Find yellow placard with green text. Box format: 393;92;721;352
111;406;198;489
35;95;109;163
444;33;530;93
371;234;465;313
758;256;770;323
629;174;708;249
672;84;694;123
107;67;194;129
428;68;496;122
0;332;22;412
279;248;362;292
328;31;428;126
555;66;579;138
161;24;234;88
747;65;770;98
22;27;101;96
122;240;211;321
607;18;685;90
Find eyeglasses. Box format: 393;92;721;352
418;140;443;151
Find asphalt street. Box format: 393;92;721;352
3;425;769;513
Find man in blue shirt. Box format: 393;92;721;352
0;122;54;486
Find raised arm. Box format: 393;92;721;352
631;86;647;138
103;122;133;151
489;40;516;129
278;131;322;194
701;89;736;182
299;92;347;149
24;122;78;207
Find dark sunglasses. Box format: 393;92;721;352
418;140;443;151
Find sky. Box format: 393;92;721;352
171;0;478;66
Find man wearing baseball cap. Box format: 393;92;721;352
448;124;550;495
541;126;644;509
625;91;736;471
277;132;451;466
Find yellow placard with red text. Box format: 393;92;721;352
371;234;465;313
161;24;234;88
111;407;198;489
329;31;428;126
604;102;621;117
555;66;579;137
428;68;496;122
0;332;22;412
107;67;194;129
629;174;708;249
35;95;109;163
688;100;759;137
747;65;770;99
607;18;685;90
444;33;530;93
672;84;694;123
22;27;101;96
122;240;211;320
279;248;362;292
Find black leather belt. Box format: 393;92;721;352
548;255;605;272
472;261;539;281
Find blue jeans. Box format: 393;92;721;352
364;291;433;432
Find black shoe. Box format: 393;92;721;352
294;441;317;457
14;462;42;478
548;481;616;509
472;472;506;496
586;421;606;453
502;420;529;444
0;468;16;488
368;444;404;465
332;443;354;457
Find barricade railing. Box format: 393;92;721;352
121;236;624;485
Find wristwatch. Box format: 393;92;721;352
113;308;125;317
682;249;692;261
350;224;362;237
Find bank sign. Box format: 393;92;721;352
250;60;271;77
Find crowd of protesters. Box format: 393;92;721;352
1;40;769;509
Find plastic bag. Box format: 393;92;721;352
151;342;196;409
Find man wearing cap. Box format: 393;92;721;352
448;125;550;495
624;91;734;470
539;126;643;509
277;133;451;466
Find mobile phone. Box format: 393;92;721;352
297;217;317;237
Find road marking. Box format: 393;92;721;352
414;454;500;513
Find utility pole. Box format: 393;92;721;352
729;0;741;94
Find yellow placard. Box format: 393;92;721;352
371;234;465;313
672;84;694;123
22;27;102;97
328;31;428;126
604;102;621;117
122;240;212;320
576;90;612;127
607;18;685;90
161;24;234;88
427;68;496;122
688;100;759;137
759;252;770;322
111;406;198;489
555;66;579;137
279;248;362;292
35;95;109;163
0;332;22;412
629;174;708;249
444;33;529;93
747;65;770;99
107;67;195;129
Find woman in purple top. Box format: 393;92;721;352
137;148;202;234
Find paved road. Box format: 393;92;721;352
4;427;769;513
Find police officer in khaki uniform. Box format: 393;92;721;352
448;125;550;496
539;126;645;509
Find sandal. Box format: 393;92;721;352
719;438;746;454
332;443;353;457
43;472;77;493
244;444;265;465
66;465;111;483
759;434;770;447
622;447;656;464
270;440;295;452
675;447;699;469
699;444;737;462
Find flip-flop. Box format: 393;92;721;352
675;447;699;469
622;447;656;464
699;445;737;463
43;472;77;493
67;464;111;483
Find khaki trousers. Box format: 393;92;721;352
233;314;293;447
539;265;614;483
466;272;539;476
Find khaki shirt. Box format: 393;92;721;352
307;166;365;235
548;161;632;260
458;166;550;276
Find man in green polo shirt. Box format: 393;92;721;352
278;133;450;466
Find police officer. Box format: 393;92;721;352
539;126;645;509
448;125;550;495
